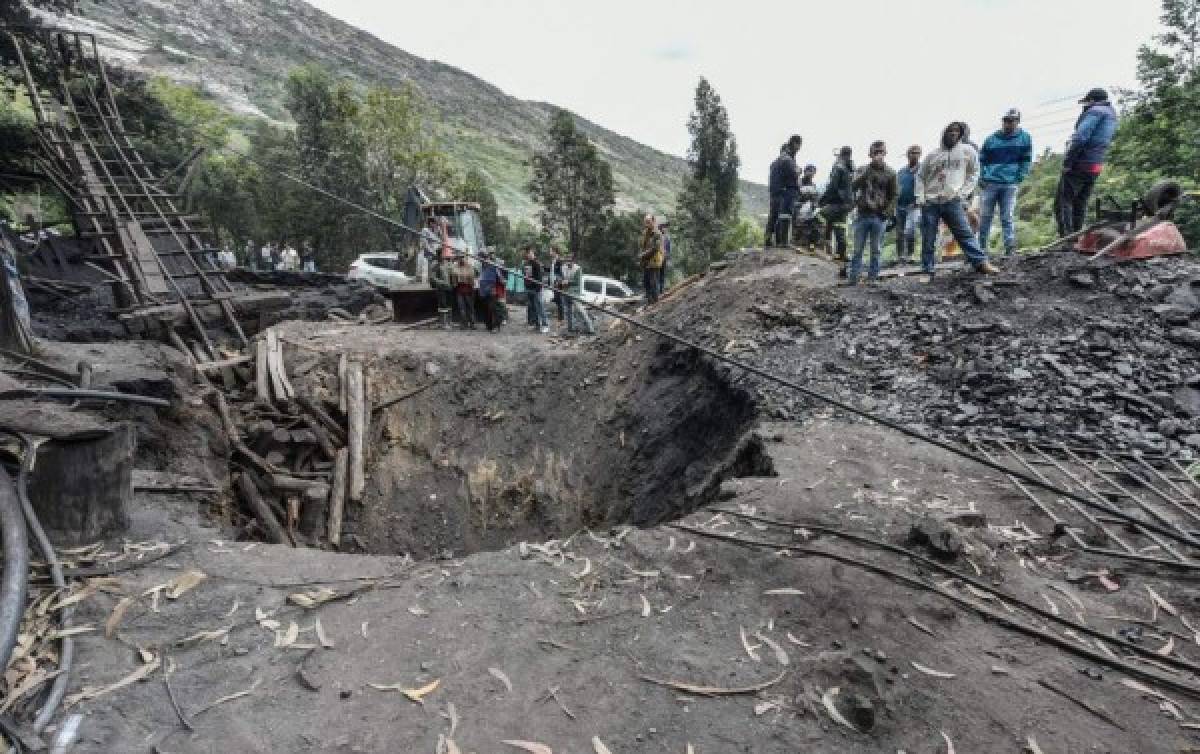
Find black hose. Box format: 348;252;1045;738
0;388;169;408
0;464;29;677
12;434;71;732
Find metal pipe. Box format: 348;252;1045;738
14;435;71;733
0;465;29;675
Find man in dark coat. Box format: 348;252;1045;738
764;134;803;247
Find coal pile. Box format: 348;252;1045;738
644;250;1200;457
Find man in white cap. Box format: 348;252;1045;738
978;108;1033;255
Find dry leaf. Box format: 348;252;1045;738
276;621;299;648
941;730;956;754
1157;636;1175;657
591;737;614;754
193;678;261;716
640;594;651;618
763;588;805;596
785;632;811;647
571;558;592;579
50;586;96;611
489;667;513;693
911;661;956;679
502;741;553;754
1147;586;1178;617
369;679;441;703
105;596;136;638
907;615;936;636
754;632;789;666
176;626;230;646
64;654;161;708
639;670;785;697
165;570;206;600
45;624;96;641
739;626;761;662
315;618;334;649
821;687;856;730
288;587;336;609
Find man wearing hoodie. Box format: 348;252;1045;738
764;135;803;247
916;122;997;276
846;141;898;284
819;146;854;267
1055;88;1118;237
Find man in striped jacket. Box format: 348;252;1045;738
978;108;1033;255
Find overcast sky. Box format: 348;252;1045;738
306;0;1163;187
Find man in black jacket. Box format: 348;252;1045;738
820;146;854;271
764;134;803;247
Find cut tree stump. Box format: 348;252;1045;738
27;424;134;544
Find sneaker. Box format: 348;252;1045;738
975;261;1000;275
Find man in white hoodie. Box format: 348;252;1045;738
916;122;998;277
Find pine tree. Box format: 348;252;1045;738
675;78;742;273
527;111;615;257
685;78;741;220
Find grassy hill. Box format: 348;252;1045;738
53;0;768;221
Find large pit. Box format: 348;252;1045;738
278;322;774;558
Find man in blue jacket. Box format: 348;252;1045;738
1055;88;1118;237
978;108;1033;255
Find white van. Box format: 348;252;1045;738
580;275;640;306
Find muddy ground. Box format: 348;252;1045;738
9;250;1200;753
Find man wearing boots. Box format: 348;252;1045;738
764;135;803;247
819;146;854;272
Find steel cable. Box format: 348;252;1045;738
183;130;1200;552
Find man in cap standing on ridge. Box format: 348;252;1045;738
1055;87;1118;238
978;108;1033;255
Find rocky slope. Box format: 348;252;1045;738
46;0;768;220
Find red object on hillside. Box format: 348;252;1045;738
1075;221;1188;259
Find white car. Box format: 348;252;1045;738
580;275;640;306
347;253;411;291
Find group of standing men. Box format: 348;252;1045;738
245;240;317;273
429;244;595;336
763;87;1118;284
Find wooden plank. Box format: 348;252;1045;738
328;448;348;548
346;361;366;503
120;221;170;295
265;329;288;404
235;473;290;546
255;338;271;407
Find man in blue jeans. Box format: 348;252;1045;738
895;145;922;264
978;108;1033;255
522;246;549;333
846;141;897;284
916;122;998;277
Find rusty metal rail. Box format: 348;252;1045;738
970;437;1200;569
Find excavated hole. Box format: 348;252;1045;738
334;341;775;559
